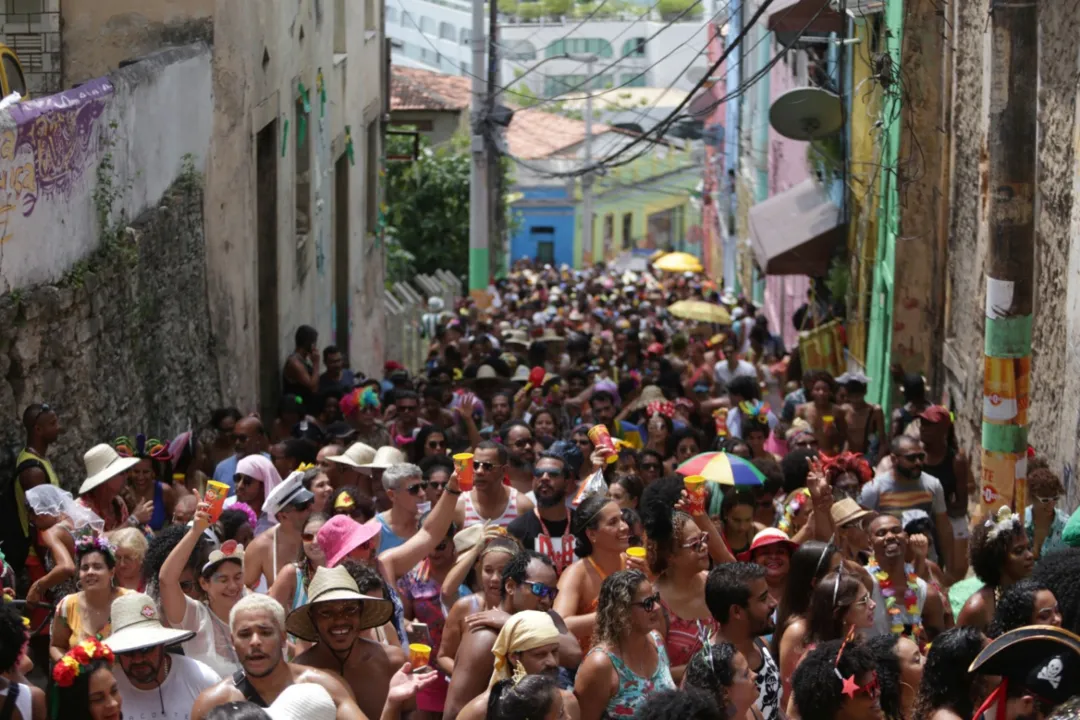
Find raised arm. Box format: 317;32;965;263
379;471;462;583
161;510;210;627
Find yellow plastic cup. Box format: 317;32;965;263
453;453;474;491
683;475;707;514
625;546;647;559
408;643;432;670
203;481;230;522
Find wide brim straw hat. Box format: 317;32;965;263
361;446;406;469
285;566;394;642
327;442;377;468
104;592;195;654
79;444;141;496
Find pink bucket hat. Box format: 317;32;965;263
317;514;381;568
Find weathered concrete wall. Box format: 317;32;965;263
0;168;223;491
942;2;1080;503
61;0;214;87
0;44;212;291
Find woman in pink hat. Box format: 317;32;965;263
739;528;799;602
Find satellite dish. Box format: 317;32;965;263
769;87;844;141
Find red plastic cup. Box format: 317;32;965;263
588;424;619;464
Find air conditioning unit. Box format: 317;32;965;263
829;0;885;16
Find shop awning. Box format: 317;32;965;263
766;0;844;35
748;178;845;277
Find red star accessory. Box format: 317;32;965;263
840;673;860;698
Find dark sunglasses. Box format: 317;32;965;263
289;499;314;512
524;582;559;602
427;480;448;490
900;452;926;463
533;467;564;479
427;440;446;449
511;438;532;448
641;463;662;472
633;593;661;612
405;482;431;496
473;460;499;472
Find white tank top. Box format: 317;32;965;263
463;487;519;528
870;564;928;636
0;682;32;720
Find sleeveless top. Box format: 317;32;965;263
591;631;675;718
57;588;132;647
923;448;958;501
282;353;316;414
657;595;717;668
870;565;928;637
8;448;60;566
0;683;30;720
462;487;519;529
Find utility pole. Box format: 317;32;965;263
570;54;598;265
468;0;489;305
979;0;1036;521
487;0;502;282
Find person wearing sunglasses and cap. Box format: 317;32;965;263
791;636;882;720
244;470;315;593
444;549;580;720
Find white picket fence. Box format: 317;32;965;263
384;270;463;373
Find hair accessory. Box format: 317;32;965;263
820;451;874;485
713;408;728;437
360;386;380;410
296;462;316;473
115;433;172;462
832;625;873;698
738;400;771;427
75;535;116;560
52;638;115;688
646;400;676;419
334;493;356;510
778;488;811;536
984;505;1021;540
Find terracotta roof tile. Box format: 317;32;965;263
390;65;612;159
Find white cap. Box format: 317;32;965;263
264;470;315;518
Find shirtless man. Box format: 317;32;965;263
289;565;424;720
457;609;581;720
839;373;886;463
443;551;581;719
244;472;313;590
455;441;523;529
796;371;848;456
190;594;365;720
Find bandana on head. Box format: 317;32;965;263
488;611;560;688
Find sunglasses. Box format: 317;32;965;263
900;452;926;463
524;582;559;602
533;467;564;479
633;593;661;612
427;440;446;449
290;499;314;512
681;533;708;552
1036;495;1061;504
641;463;662;472
511;438;533;448
427;480;448;490
405;482;431;495
473;460;500;472
28;403;52;428
841;517;871;532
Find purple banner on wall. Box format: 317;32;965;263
8;77;114;125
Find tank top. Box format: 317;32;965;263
657;595;717;668
282;353;315;413
591;631;675;718
870;564;928;637
9;449;60;565
923;449;958;501
462;487;519;528
0;683;30;720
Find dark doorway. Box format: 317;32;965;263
334;153;350;358
256;120;280;416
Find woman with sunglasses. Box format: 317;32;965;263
1025;467;1068;560
639;477;731;683
419;455;455;508
574;569;675;720
411;425;449;465
791;638;881;720
773;541;842;702
269;512;330;655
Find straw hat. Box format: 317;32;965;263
327;442;377;468
504;329;532;351
267;682;337;720
511;365;531;383
361;446;406;469
104;592;195;654
79;444;141;496
285;566;394;642
830;498;873;528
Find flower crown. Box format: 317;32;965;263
75;535;115;560
739;401;771;428
984;505;1021;540
52;639;115;688
115;433;171;462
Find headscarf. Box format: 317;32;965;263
236;455;283;498
489;610;560;688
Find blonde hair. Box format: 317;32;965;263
107;527;148;560
229;593;286;634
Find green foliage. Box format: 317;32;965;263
518;1;545;19
498;0;520;13
656;0;702;19
824;255;850;307
542;0;571;18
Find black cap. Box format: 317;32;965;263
971;625;1080;705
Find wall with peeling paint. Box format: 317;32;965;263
942;1;1080;508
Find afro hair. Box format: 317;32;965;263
1033;548;1080;634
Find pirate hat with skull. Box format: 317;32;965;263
969;625;1080;720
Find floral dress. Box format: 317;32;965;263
592;631;675;718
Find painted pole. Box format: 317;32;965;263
979;0;1036;521
468;0;490;304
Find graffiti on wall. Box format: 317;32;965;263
0;78;113;244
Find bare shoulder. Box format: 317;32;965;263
293;664;356;699
457;691;490;720
562;689;582;719
192;680;245;720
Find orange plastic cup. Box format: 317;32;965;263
203;481;230;522
588;424;619;464
625;546;647;560
683;475;707;515
453;453;475;491
408;643;432;670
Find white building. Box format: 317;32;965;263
386;0;712;100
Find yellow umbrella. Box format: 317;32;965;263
652;251;704;273
668;300;732;324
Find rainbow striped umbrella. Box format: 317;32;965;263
676;452;765;486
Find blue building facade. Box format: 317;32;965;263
509;186;578;268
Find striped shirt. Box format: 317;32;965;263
462;487;520;528
859;471;947;519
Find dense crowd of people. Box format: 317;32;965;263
5;260;1080;720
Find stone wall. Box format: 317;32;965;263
942;2;1080;503
0;170;223;491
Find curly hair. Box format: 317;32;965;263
593;569;648;647
806;570;865;644
637;689;722;720
792;638;876;720
142;524;211;595
820;451;873;486
341;559;391;598
329;486;376;523
911;626;987;720
487;675;559;720
988;578;1053;637
1028;467;1065;499
218;507;256;540
0;603;26;672
969;513;1026;586
639;476;693;575
1033;549;1080;634
866;634;904;720
804;371;837;398
684;641;738;707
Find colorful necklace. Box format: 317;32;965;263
867;556;923;639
